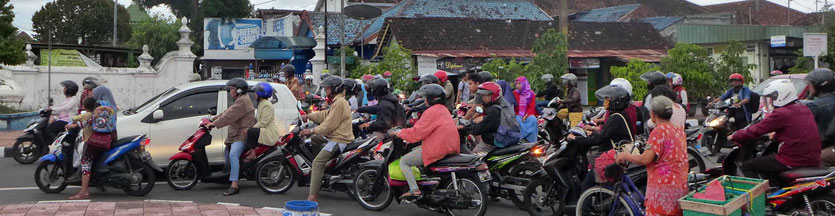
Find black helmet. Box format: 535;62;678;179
366;77;390;97
595;85;631;111
417;84;446;106
60;80;79;96
419;74;439;85
640;71;667;88
477;71;494;82
226;77;249;93
341;78;360;95
321;76;344;93
805;68;835;94
321;73;331;80
82;77;98;90
280;65;296;75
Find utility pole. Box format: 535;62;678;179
340;0;346;77
48;30;53;105
559;0;568;34
788;0;791;26
324;0;328;70
113;0;118;46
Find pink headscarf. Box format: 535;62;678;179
515;76;535;116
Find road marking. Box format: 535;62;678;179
38;200;90;203
146;199;193;203
216;202;240;206
0;147;5;158
0;186;79;191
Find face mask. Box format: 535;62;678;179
603;99;610;109
279;76;287;83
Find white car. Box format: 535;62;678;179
117;80;300;166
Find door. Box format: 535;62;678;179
146;90;224;165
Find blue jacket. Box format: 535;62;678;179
719;86;752;122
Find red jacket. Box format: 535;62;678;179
398;104;460;166
513;91;538;117
731;102;821;168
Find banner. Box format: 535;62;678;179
39;49;87;67
204;18;263;50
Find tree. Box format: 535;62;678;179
661;43;716;101
610;59;661;101
32;0;131;45
126;15;181;65
715;41;756;86
0;0;24;65
482;58;533;86
349;42;417;92
529;28;569;90
332;47;360;78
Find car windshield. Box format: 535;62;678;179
124;88;177;115
751;78;806;95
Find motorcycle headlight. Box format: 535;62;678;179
706;116;727;128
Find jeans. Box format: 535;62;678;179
400;148;424;191
224;141;246;182
535;100;549;114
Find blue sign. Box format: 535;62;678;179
205;18;263;50
771;35;786;48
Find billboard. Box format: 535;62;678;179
204;18;263;50
39;49;87;67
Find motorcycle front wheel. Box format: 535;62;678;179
123;158;156;196
445;175;489;216
34;160;68;193
507;163;541;210
701;131;725;156
353;168;393;211
13;138;40;164
255;158;296;194
523;178;560;216
166;159;199;190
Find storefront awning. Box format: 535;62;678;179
567;49;667;62
413;50;534;58
250;36;317;49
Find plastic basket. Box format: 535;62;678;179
679;175;769;216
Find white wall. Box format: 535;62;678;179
417;56;440;76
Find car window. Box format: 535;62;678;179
159;91;219;121
752;78;807;95
227;91;278;109
130;88;177;115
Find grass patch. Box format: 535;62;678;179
0;105;27;114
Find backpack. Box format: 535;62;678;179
746;88;760;114
493;99;522;148
91;100;116;133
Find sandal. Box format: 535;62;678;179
400;189;422;199
69;193;89;200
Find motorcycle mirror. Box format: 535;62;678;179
152;110;164;120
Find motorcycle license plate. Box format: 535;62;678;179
139;151;152;162
478;171;492;182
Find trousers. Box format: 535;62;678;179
400;147;424;190
224;141;246;182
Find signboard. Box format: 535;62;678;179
204;18;263;50
770;35;786;47
265;15;299;37
804;33;828;57
39;49;86;67
437;58;468;72
569;58;600;69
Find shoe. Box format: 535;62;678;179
223;187;239;196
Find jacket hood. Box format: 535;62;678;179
379;93;398;103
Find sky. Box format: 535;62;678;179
8;0;829;35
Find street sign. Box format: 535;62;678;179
804;33;828;57
771;35;786;47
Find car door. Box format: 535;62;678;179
145;89;225;165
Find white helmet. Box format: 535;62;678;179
763;79;798;107
609;78;633;96
560;73;578;86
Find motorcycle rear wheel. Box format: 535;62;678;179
445;175;489;216
34;160;68;193
686;148;706;173
808;194;835;216
353;168;393;211
507;163;540;210
13;138;40;164
123;158;156;196
523;178;560;216
166;159;199;190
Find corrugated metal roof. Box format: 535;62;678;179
674;24;821;44
574;4;641;22
639;16;683;30
309;12;374;45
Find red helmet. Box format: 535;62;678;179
476;82;502;104
434;70;448;83
383;71;392;77
361;74;374;82
729;73;743;82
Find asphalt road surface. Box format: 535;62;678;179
0;158;528;216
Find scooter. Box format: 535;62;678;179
700;99;740;155
301;94;325;113
165;109;278;190
353;134;491;216
34;131;160;196
13;109;53;164
254;118;379;195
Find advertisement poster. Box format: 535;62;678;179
265;15;299;37
39;49;87;67
204;18;263;50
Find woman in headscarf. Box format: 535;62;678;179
495;80;517;107
513;76;538;118
92;86;117;111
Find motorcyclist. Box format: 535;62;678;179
405;74;440;112
639;71;667;112
79;77;98;112
382;71;401;95
357;77;406;139
535;74;562;114
389;84;460;198
245;83;281;161
205;78;256;196
281;65;303;100
465;82;504;154
569;85;633;190
730;79;820;184
558;73;583;127
300;76;355;202
670;73;688;112
47;80;80;137
586;78;638;136
343;78;362;110
435;70;456;111
301;72;317;98
710;73;752;131
803;68;835;166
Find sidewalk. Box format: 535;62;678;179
0;200;292;216
0;130;22;148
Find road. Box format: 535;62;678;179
0;158;527;216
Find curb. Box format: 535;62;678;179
1;147;9;158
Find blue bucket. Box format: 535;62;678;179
283;200;319;216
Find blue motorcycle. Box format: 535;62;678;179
34;131;161;196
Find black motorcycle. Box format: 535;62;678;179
700;100;741;155
13;109;53;164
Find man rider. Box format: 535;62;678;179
466;82;503;154
804;68;835;166
730;79;820;184
300;76;354;202
435;70;456;112
301;72;317;98
536;74;562;114
205;78;256;196
559;73;583;127
405;74;440;112
358;77;406;139
710;73;752;131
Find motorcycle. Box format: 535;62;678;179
522;127;590;215
13;109;53;164
700;99;739;155
35;131;160;196
301;94;325;113
353;133;491;216
254;118;380;195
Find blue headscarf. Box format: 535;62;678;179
496;80;517;106
92;86;117;110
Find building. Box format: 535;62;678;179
127;1;152;26
531;0;707;17
703;0;807;26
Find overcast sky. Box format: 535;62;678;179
8;0;828;35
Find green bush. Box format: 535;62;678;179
610;59;661;101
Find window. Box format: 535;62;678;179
158;91;219;121
228;90;278;109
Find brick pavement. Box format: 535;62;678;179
0;130;23;148
0;200;289;216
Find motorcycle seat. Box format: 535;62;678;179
779;167;835;181
343;137;375;152
489;143;535;156
432;154;480;166
112;136;142;148
685;128;700;135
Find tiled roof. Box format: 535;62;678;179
574;4;641;22
533;0;707;17
792;12;835;26
387;18;667;53
308;12;374;45
704;1;806;25
348;0;400;3
639;16;683;30
127;3;151;24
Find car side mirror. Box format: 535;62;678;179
209;107;217;115
152;110;164;120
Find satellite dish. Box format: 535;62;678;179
344;4;382;20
